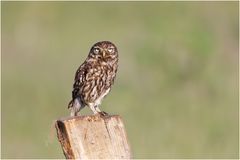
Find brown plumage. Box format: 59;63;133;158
68;41;118;116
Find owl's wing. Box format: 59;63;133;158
68;64;83;108
72;63;86;99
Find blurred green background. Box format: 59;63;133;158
1;1;238;159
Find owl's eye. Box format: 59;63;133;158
107;47;115;53
93;47;100;54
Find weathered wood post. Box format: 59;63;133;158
55;114;131;159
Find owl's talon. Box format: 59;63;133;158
98;111;109;116
102;111;109;116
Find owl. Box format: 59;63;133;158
68;41;118;116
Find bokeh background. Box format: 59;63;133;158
1;1;238;159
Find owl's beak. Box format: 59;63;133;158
102;51;106;57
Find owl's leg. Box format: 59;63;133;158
95;105;109;116
70;98;84;116
70;108;77;117
89;103;98;114
95;105;101;112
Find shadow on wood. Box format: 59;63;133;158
55;114;131;159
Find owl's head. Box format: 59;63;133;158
88;41;118;62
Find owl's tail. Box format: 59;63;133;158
68;100;73;109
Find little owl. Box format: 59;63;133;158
68;41;118;116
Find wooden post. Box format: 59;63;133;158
55;114;131;159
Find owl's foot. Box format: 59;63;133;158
98;111;109;116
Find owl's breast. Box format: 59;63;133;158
74;60;117;104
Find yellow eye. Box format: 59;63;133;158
93;47;100;54
107;47;114;53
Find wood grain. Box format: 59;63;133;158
55;114;131;159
